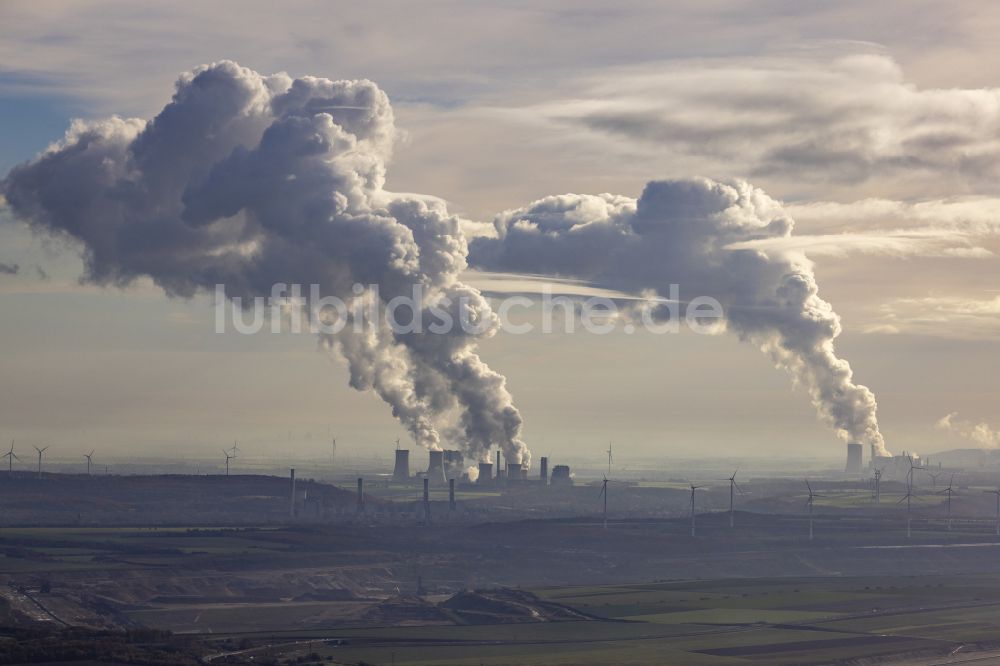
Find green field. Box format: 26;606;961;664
195;575;1000;665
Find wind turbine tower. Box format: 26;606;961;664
805;480;824;541
84;450;94;475
689;485;703;537
33;445;49;478
938;476;956;531
724;470;743;528
873;468;882;505
3;441;18;475
898;466;918;539
598;476;608;529
222;450;234;476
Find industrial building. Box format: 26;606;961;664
550;464;572;486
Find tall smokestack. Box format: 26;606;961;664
540;457;548;485
289;468;296;519
427;450;447;486
449;478;456;511
496;450;501;479
392;449;410;483
846;443;863;474
356;477;364;513
477;462;493;485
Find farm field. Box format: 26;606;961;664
198;575;1000;665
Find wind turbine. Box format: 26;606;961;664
33;445;49;478
928;471;941;488
805;480;824;541
332;437;337;464
229;440;240;458
83;450;94;475
723;469;744;528
898;470;918;539
937;475;957;531
872;468;882;505
689;485;704;537
222;450;234;476
3;440;19;475
606;442;613;477
983;489;1000;536
598;475;608;529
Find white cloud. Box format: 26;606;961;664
865;295;1000;339
515;53;1000;198
726;228;993;259
937;412;1000;448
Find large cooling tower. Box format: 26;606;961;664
506;462;523;481
477;462;493;484
392;449;410;483
427;450;447;485
846;442;863;474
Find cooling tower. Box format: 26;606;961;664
477;462;493;484
506;462;523;481
427;450;447;485
540;456;548;484
846;442;863;474
392;449;410;483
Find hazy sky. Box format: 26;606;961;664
0;1;998;464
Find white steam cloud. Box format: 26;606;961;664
469;179;889;456
937;413;1000;449
0;61;528;467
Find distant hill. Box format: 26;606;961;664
924;448;1000;469
0;473;371;526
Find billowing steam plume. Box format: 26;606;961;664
470;179;889;456
937;413;999;448
0;61;528;468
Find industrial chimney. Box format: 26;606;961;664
356;477;364;513
477;462;493;485
427;450;447;485
392;449;410;483
495;450;501;479
846;443;863;474
540;457;548;485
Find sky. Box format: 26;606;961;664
0;1;998;465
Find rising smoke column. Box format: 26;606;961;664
0;61;528;468
470;178;889;456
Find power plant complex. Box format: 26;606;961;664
388;447;571;489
